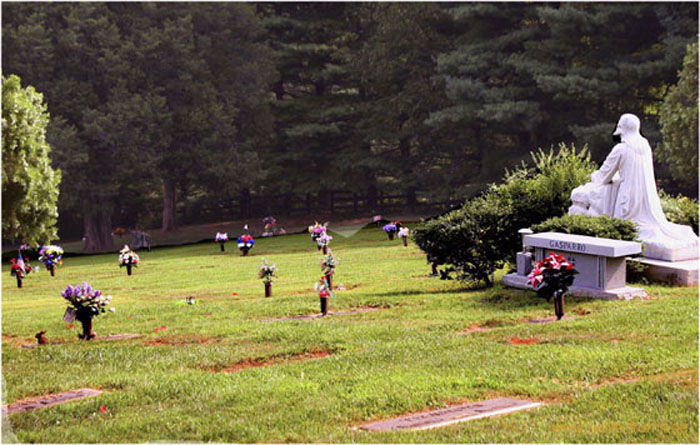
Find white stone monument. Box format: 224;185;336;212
568;113;699;264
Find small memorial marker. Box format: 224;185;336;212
3;388;102;415
357;398;541;431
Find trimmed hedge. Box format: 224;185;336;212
531;214;638;241
413;143;595;287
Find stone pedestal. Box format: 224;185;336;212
503;232;646;299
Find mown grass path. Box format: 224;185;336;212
2;228;697;442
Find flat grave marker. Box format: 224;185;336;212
264;307;379;322
357;398;541;431
3;388;102;415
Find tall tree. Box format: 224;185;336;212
658;42;698;195
3;2;275;247
431;2;698;192
354;3;456;202
2;75;61;246
259;2;363;209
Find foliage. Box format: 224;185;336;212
532;214;638;241
658;42;698;193
659;190;699;235
1;75;61;246
414;144;595;287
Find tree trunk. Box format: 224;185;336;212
162;178;177;232
367;184;378;211
83;205;114;253
240;188;251;218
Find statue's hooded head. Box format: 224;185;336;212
613;113;649;154
613;113;641;137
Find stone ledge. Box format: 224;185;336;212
630;257;699;287
503;273;647;300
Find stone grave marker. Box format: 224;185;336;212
357;398;541;431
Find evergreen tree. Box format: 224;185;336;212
2;75;61;246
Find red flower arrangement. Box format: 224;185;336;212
528;252;578;320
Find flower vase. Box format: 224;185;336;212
49;265;55;277
322;245;328;255
16;275;22;288
320;297;328;315
325;273;333;290
387;232;395;241
241;248;249;256
554;290;565;320
402;237;408;247
265;282;272;298
126;264;132;276
317;244;322;251
220;243;225;252
76;310;96;340
431;262;439;276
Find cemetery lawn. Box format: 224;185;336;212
2;227;697;443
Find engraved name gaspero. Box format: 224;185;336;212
549;240;587;252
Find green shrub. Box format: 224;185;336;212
531;214;638;241
659;190;698;235
414;143;596;287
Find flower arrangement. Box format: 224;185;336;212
314;276;336;299
528;252;579;319
9;254;32;287
382;222;401;240
215;232;229;251
237;234;255;255
259;258;278;297
259;259;278;284
118;245;139;275
308;222;328;242
61;281;114;340
316;233;333;253
320;250;339;276
314;275;335;315
39;245;63;275
398;226;410;246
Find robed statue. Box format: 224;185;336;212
568;114;698;262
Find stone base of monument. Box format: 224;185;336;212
502;273;646;300
629;257;699;287
504;232;647;300
643;240;698;262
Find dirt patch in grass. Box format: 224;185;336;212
509;337;541;345
144;335;223;347
206;349;333;373
457;323;486;334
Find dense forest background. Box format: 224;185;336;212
2;2;698;251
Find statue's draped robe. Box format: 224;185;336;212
569;134;698;261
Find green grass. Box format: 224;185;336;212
2;228;698;443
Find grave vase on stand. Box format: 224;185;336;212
554;290;565;320
76;308;96;340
